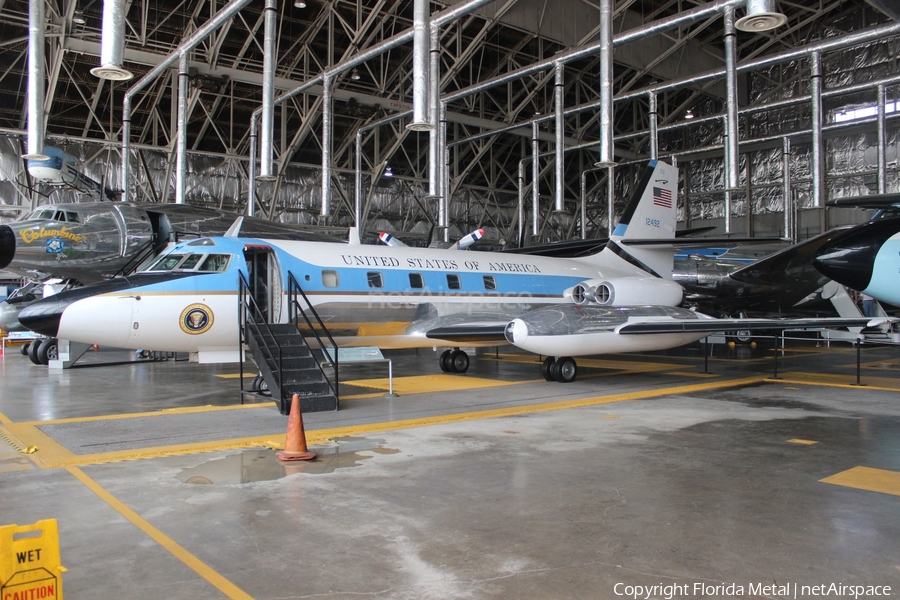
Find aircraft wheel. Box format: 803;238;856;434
733;330;753;345
451;350;469;374
541;356;556;381
20;343;30;356
37;338;59;365
27;339;43;365
554;357;578;383
439;350;455;373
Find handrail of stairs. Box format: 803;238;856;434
238;271;283;404
287;272;339;403
107;239;156;278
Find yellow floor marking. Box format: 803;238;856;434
777;346;855;354
341;374;536;394
854;359;900;372
7;421;289;469
340;392;396;401
14;376;768;468
214;373;256;379
862;356;900;365
787;439;818;445
820;466;900;497
664;371;718;378
16;402;276;427
0;410;12;426
487;353;686;371
301;376;769;442
66;466;254;600
772;372;900;392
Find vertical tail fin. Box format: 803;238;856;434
593;159;678;278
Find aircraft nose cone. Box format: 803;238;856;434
18;294;66;337
0;224;14;270
812;218;900;292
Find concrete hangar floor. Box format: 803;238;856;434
1;338;899;599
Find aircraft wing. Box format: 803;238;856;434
828;193;900;209
424;323;509;343
616;316;894;335
620;236;783;246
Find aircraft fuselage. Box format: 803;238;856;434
20;235;681;361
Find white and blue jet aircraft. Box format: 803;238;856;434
19;159;887;382
813;194;900;307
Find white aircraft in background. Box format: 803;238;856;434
813;195;900;307
19;159;886;382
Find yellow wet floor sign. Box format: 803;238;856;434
1;519;64;600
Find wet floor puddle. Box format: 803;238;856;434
177;437;399;484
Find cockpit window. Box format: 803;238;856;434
143;253;231;272
179;255;203;270
26;208;81;222
146;254;188;271
199;254;230;272
29;209;56;220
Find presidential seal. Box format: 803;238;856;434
179;304;214;335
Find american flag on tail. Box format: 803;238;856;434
653;186;672;209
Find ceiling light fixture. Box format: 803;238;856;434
685;109;694;120
293;0;307;8
735;0;787;32
72;10;86;24
384;166;393;177
351;68;361;81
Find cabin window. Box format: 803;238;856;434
322;270;340;288
199;254;230;272
446;274;461;290
483;275;496;291
409;273;424;289
65;211;80;223
367;272;384;288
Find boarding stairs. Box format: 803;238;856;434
239;272;339;415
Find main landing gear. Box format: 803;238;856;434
27;338;58;366
439;349;470;373
542;356;577;383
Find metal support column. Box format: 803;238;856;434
175;53;189;204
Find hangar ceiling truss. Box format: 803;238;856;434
0;0;895;243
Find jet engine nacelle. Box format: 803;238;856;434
569;276;683;307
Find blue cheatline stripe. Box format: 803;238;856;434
612;224;628;237
282;263;587;295
158;236;591;297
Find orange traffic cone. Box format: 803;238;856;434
276;393;316;461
